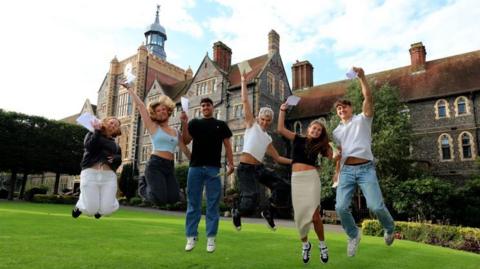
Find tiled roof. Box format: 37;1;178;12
289;50;480;119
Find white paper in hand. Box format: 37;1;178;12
346;68;358;79
238;60;252;75
124;63;136;86
76;112;99;132
286;95;301;106
181;96;189;112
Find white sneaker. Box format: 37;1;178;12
384;231;395;246
206;237;216;253
185;237;197;251
347;232;361;257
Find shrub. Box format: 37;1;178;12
118;163;139;200
362;219;480;253
129;196;142;206
24;186;48;201
31;194;77;204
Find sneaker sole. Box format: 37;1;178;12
260;211;277;231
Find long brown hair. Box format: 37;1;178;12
305;120;330;157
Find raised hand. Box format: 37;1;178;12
352;67;365;79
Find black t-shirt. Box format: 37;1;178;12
188;117;233;167
292;134;319;167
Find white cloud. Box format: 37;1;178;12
0;0;201;119
205;0;479;76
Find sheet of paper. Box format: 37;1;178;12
76;112;99;132
181;96;189;112
346;68;358;79
286;95;301;106
124;63;136;86
238;60;252;75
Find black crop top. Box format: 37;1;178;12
292;134;319;167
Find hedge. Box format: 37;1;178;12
31;194;77;205
362;219;480;253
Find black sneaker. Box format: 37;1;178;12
94;213;102;219
302;242;311;264
72;208;82;218
261;210;276;231
232;208;241;231
319;244;329;264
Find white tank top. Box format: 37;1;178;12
242;122;272;162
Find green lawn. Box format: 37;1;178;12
0;201;478;269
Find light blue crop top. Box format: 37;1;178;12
151;127;178;153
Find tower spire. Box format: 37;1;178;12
144;5;167;60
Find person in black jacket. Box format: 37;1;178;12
72;116;122;219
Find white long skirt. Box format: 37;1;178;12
75;168;119;216
291;169;321;239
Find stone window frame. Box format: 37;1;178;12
267;72;276;96
195;78;217;96
140;144;151;164
193;108;201;118
458;131;476;161
434;99;450;120
454;96;471;117
116;91;132;118
293;121;302;134
214;109;221;120
279;80;285;101
232;103;244;119
438;133;454;162
233;133;244;153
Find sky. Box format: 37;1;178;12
0;0;478;120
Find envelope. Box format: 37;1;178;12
346;68;357;79
286;95;301;106
181;96;189;112
76;112;99;132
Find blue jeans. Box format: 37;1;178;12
185;166;221;238
335;162;394;239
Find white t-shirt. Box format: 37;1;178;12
333;113;374;167
242;122;272;162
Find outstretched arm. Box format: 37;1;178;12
241;72;255;128
177;133;191;160
354;67;373;117
180;112;192;145
277;103;296;141
223;138;234;176
121;82;157;134
266;144;292;165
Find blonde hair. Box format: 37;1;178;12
148;95;176;121
101;116;122;137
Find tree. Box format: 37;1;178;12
119;163;139;200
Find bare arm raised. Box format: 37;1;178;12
180;111;192;145
121;82;157;134
266;143;292;165
241;72;255;128
277;102;296;141
353;67;373;117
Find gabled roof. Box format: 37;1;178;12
289;49;480;120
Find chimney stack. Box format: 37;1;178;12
291;60;314;91
409;42;427;71
213;41;232;72
268;30;280;56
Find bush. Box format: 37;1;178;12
362;219;480;253
31;194;77;204
118;163;138;200
129;196;142;206
24;186;48;201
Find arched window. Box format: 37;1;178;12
458;132;475;160
438;134;453;161
455;96;470;116
435;99;449;119
293;121;302;134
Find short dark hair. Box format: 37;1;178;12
200;97;213;105
333;99;352;108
